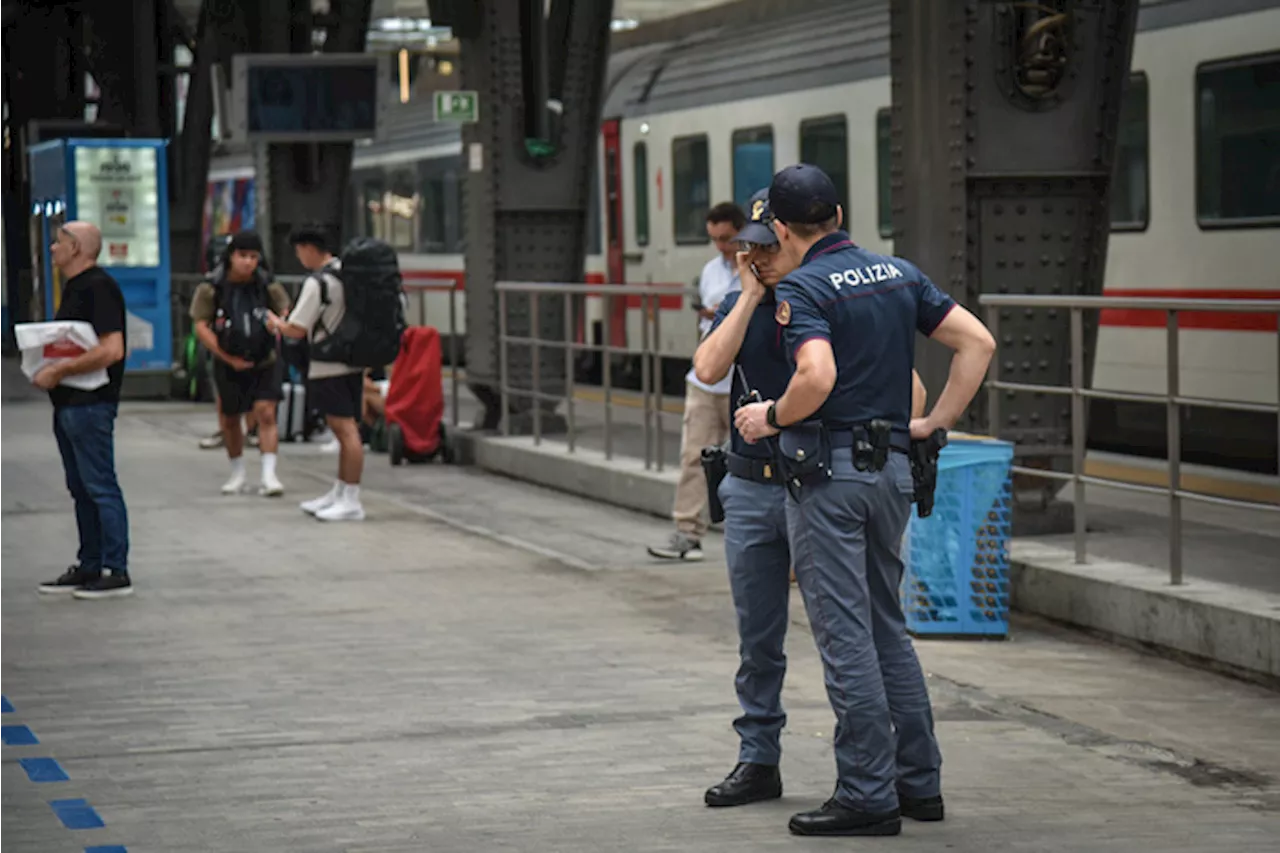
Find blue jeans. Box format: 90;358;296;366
53;403;130;576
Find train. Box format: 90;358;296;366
204;0;1280;475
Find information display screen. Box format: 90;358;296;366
245;63;379;137
73;146;161;268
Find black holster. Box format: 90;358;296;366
777;421;832;500
701;445;728;524
908;428;949;518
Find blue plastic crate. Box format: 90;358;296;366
901;434;1014;638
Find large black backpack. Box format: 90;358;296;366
311;237;406;368
213;273;275;365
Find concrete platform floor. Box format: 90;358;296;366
3;396;1279;852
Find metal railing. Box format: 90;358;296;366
495;281;698;471
979;294;1280;585
169;271;463;428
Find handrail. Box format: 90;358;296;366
495;280;699;470
978;293;1280;586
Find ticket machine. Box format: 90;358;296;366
27;138;171;394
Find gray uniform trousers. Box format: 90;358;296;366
718;472;792;765
784;448;942;812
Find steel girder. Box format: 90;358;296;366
889;0;1139;461
445;0;615;431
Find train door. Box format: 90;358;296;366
600;119;628;347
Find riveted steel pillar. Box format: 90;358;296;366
446;0;614;431
890;0;1137;477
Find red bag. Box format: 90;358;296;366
385;325;445;458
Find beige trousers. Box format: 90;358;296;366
673;382;732;539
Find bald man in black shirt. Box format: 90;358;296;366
34;220;134;599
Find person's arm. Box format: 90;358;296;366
33;284;128;388
692;254;765;386
271;277;319;340
911;370;927;420
910;276;995;437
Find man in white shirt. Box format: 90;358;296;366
268;225;366;521
648;201;745;561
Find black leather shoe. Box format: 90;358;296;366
704;762;782;807
900;793;944;821
788;799;902;836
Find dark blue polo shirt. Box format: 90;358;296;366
709;289;793;459
775;230;956;429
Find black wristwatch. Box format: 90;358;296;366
766;402;782;430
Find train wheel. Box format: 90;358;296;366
388;422;405;466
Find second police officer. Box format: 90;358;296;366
734;164;996;837
694;188;933;813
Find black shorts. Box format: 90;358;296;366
214;359;283;416
309;372;364;420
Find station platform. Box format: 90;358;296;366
4;367;1280;851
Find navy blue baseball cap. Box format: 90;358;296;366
735;188;777;246
768;163;840;225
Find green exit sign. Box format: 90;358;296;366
434;91;478;123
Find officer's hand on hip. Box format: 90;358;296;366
910;416;942;440
735;400;779;444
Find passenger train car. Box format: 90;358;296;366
205;0;1280;474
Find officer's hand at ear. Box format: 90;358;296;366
736;251;766;303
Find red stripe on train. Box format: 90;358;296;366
1099;289;1279;332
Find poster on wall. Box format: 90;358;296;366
201;178;256;269
73;147;161;268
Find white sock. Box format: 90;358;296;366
342;483;361;503
229;456;245;477
262;452;278;479
329;479;343;497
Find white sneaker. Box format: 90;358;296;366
259;471;285;497
315;497;365;522
221;469;246;495
318;438;341;454
301;485;340;515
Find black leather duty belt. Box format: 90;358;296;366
726;452;783;485
826;424;911;453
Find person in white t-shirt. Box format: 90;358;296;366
268;225;366;522
648;201;745;561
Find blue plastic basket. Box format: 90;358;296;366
901;434;1014;638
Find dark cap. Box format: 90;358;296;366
227;230;265;255
768;163;840;225
735;189;777;246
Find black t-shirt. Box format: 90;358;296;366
49;266;128;408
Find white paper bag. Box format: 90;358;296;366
14;321;110;391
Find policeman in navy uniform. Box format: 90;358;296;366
691;188;796;808
734;164;996;837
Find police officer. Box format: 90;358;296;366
734;164;996;837
691;188;796;808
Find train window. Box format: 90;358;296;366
799;115;849;214
634;142;649;247
875;109;892;238
1111;72;1149;231
672;134;710;244
1196;52;1280;227
416;158;464;253
361;178;385;240
731;126;774;210
388;169;418;251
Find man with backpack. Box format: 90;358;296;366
268;225;368;522
189;231;292;496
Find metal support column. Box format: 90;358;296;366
440;0;615;433
890;0;1139;533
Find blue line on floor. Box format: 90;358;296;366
1;695;13;712
19;757;70;782
1;724;39;745
50;798;106;830
85;847;128;853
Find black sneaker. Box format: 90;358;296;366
37;565;98;595
72;574;134;600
